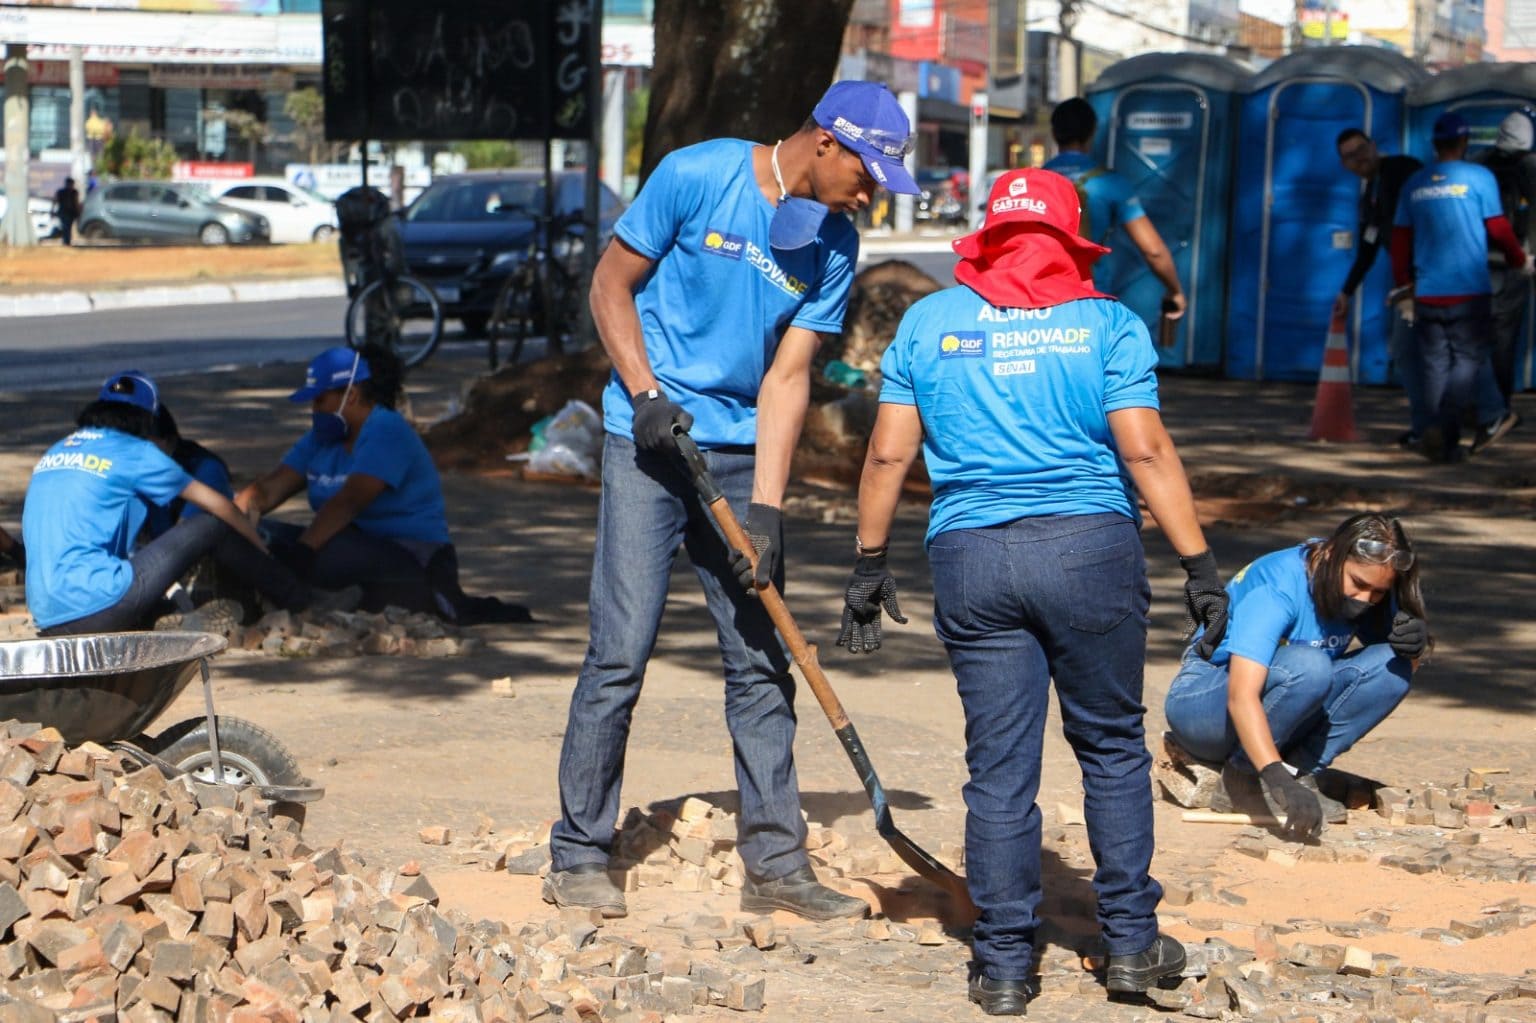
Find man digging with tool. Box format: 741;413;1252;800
543;81;921;921
838;169;1227;1014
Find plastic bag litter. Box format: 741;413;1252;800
526;399;603;480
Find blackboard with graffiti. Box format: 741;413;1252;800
321;0;595;142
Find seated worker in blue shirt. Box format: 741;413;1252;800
840;169;1227;1015
233;346;528;625
21;371;269;636
1164;513;1430;841
143;403;234;540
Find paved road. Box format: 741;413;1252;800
0;251;957;392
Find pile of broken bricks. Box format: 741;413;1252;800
0;720;772;1021
1155;732;1536;833
445;795;964;910
222;608;483;660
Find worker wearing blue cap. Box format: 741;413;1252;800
21;370;269;634
1392;112;1529;463
545;79;920;923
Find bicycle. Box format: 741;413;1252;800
336;186;445;370
485;213;588;371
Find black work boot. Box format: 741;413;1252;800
968;975;1036;1016
1106;934;1187;993
541;863;626;918
739;865;870;921
1209;762;1266;815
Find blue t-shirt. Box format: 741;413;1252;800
879;289;1160;545
1203;544;1372;668
601;139;860;447
280;407;450;545
23;428;191;628
1393;160;1502;298
1041;151;1147;250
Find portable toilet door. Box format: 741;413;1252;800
1087;53;1251;372
1407;64;1536;392
1227;47;1427;384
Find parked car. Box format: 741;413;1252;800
204;176;338;244
0;187;61;240
399;170;625;335
78;181;270;245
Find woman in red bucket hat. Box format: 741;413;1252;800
834;168;1225;1013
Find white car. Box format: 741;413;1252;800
0;186;62;240
204;176;338;244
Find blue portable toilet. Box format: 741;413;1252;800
1086;53;1252;372
1408;64;1536;392
1227;47;1427;384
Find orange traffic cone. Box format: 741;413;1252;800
1308;310;1359;442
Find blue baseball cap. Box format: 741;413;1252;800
812;81;921;196
1432;111;1470;143
289;346;370;402
99;370;159;413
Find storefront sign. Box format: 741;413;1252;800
149;64;295;89
6;8;323;64
172;160;254;179
27;60;120;86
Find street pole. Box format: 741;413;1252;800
895;90;918;233
969;92;988;230
69;47;88;188
2;45;37;247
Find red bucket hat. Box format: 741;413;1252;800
952;168;1110;309
954;168;1109;262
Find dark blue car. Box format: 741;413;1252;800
399;170;625;335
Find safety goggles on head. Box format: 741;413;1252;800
1353;537;1413;572
855;127;917;160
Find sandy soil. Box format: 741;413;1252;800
0;241;339;290
3;346;1536;1020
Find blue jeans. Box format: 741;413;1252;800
41;514;227;636
1474;267;1530;422
238;520;447;616
929;513;1160;980
1163;643;1411;773
1415;296;1493;452
1388;307;1431;437
550;435;807;880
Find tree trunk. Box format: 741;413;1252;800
640;0;855;183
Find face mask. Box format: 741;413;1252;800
1340;596;1376;621
311;376;356;445
769;141;828;250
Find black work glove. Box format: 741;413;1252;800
630;390;693;454
1179;550;1230;660
1259;762;1323;841
836;554;909;654
272;540;317;582
0;539;23;571
1387;611;1427;659
729;503;782;592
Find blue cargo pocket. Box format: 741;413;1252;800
1059;538;1135;634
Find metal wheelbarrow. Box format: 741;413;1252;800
0;631;323;825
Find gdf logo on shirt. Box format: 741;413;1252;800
940;331;985;358
703;230;745;260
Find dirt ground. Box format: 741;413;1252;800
0;241;339;291
2;346;1535;1021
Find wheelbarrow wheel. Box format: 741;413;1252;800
151;715;310;828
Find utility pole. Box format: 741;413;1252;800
2;45;38;247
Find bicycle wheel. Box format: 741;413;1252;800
344;275;444;369
487;271;534;371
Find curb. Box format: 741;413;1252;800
0;276;346;319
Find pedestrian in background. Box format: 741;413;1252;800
1043;98;1186;324
544;80;920;924
840;168;1227;1015
1467;107;1536;454
51;177;81;246
1165;513;1430;841
1333;130;1424;447
1392;112;1528;463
